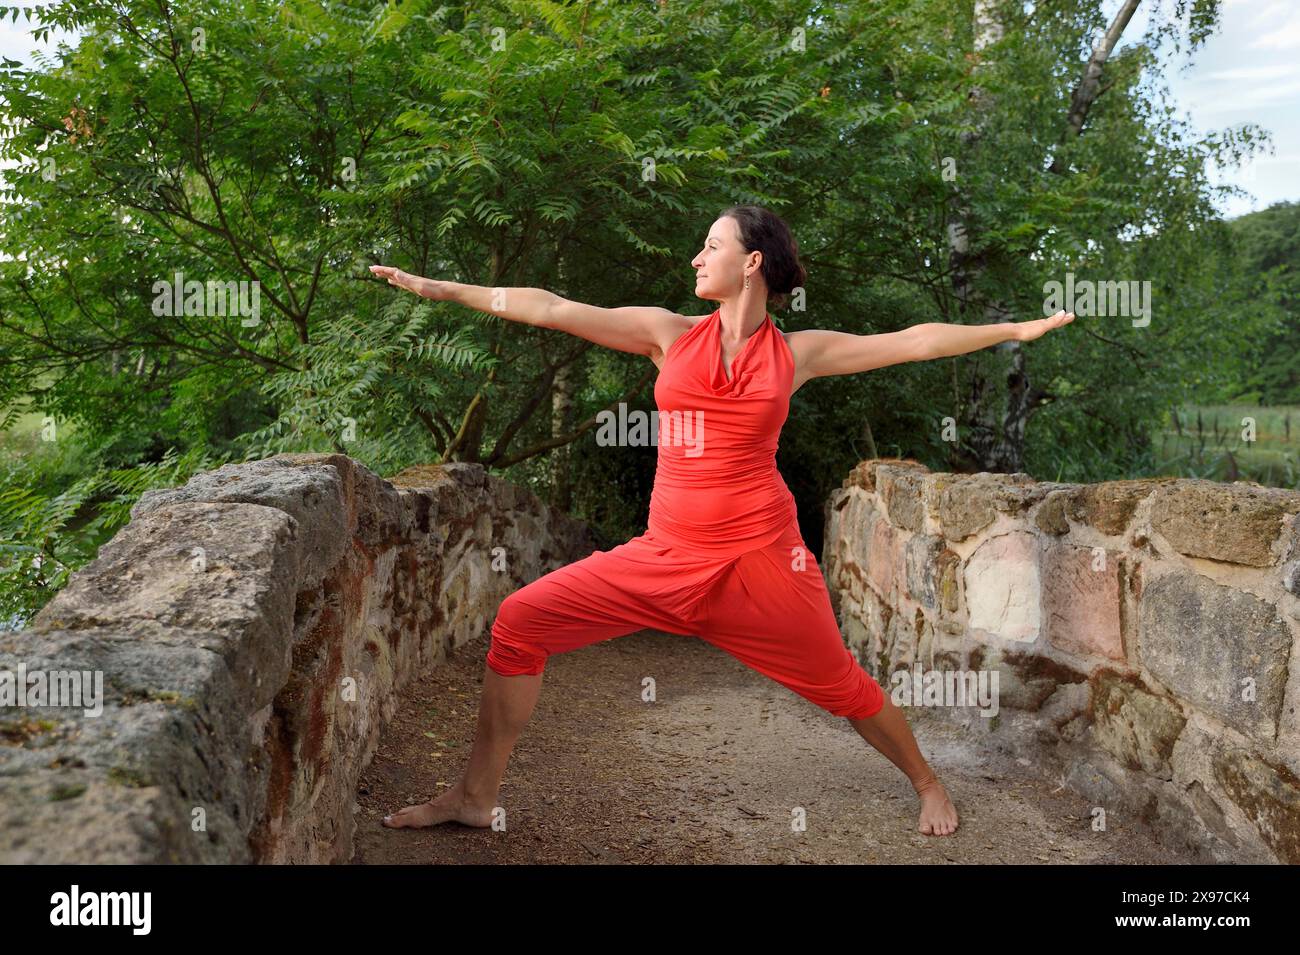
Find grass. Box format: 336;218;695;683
1154;404;1300;487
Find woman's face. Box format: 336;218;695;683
692;216;758;302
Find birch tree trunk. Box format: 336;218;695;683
947;0;1143;473
551;360;574;511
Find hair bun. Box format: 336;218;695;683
719;204;805;311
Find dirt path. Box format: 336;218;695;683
351;628;1194;864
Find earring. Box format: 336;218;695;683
744;273;750;289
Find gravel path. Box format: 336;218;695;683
351;628;1194;864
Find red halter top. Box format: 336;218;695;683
647;307;799;557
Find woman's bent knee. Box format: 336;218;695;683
819;661;885;719
486;644;545;677
840;678;885;719
486;609;548;676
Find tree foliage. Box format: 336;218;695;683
0;0;1284;622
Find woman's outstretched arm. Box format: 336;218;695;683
369;265;688;359
788;310;1075;385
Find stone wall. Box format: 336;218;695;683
823;458;1300;864
0;454;596;864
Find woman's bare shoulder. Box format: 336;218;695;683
781;327;826;358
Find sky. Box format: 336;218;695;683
1136;0;1300;217
0;0;1296;220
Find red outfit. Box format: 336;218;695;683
486;308;885;719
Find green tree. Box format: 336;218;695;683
0;0;1280;618
1228;201;1300;405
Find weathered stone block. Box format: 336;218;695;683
1151;479;1300;567
1090;671;1186;779
1069;479;1165;537
965;531;1040;642
1212;747;1300;864
1138;571;1291;740
1043;543;1125;660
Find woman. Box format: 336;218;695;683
369;204;1073;839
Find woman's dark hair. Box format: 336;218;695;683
719;204;807;311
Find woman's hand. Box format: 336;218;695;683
1014;309;1074;342
368;265;448;301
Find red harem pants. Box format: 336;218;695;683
486;520;885;720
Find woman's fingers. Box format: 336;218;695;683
368;263;434;299
369;264;414;292
1027;311;1075;339
369;264;408;283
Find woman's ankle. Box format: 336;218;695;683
458;779;499;808
910;768;941;794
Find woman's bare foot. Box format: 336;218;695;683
914;774;959;836
381;781;497;829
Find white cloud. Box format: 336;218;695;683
1247;12;1300;50
1201;64;1300;82
1195;77;1300;111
